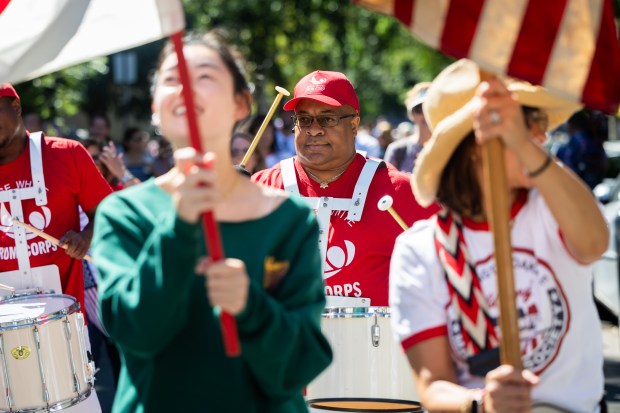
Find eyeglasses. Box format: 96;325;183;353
231;147;250;156
292;113;357;128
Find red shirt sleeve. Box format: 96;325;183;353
252;164;284;188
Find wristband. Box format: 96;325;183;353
121;172;135;185
472;389;485;413
526;152;552;178
461;389;484;413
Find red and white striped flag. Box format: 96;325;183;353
0;0;185;84
355;0;620;114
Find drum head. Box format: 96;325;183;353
0;294;77;326
308;398;423;412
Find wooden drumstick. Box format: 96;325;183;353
11;219;93;262
377;195;409;231
239;86;291;169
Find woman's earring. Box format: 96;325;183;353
151;113;160;127
151;113;161;136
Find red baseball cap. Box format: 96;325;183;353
283;70;360;112
0;83;19;100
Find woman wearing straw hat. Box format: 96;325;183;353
390;59;608;413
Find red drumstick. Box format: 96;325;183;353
171;31;240;357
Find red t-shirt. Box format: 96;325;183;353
253;154;438;306
0;135;113;310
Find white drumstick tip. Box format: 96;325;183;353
275;86;291;96
377;195;393;211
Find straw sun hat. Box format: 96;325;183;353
412;59;581;207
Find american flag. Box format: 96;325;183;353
355;0;620;114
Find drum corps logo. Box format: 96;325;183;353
324;240;355;279
0;204;56;260
0;204;52;242
448;250;569;374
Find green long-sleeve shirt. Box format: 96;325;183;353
92;180;332;412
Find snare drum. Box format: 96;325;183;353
307;307;422;412
0;294;94;412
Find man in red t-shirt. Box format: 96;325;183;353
0;83;112;412
253;71;437;306
0;83;112;307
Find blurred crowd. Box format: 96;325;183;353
22;84;614;197
232;84;613;196
24;112;175;189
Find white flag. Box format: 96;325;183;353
0;0;185;84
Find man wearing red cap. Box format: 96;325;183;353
253;71;437;307
0;83;111;412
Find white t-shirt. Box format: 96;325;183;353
390;189;603;412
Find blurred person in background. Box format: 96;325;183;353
231;130;266;174
392;121;415;141
247;114;280;168
375;119;394;158
355;121;381;158
148;135;175;177
121;126;155;182
23;112;43;132
273;113;296;161
384;82;432;173
556;110;608;190
89;113;114;146
82;138;140;190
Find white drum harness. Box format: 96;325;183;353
280;157;382;272
0;132;49;286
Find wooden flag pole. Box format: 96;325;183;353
479;70;522;369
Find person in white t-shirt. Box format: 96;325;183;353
390;59;608;413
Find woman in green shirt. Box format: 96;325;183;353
91;30;332;413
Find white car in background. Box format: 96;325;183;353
592;140;620;323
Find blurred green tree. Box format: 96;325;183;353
15;1;453;130
183;0;452;122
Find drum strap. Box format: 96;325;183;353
434;208;500;357
0;132;48;279
281;157;382;272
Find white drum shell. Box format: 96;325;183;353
0;294;93;412
307;307;419;410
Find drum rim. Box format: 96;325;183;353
0;288;53;301
307;397;423;412
2;385;94;413
322;306;391;318
0;293;80;330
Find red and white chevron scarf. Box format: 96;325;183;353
434;208;500;357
